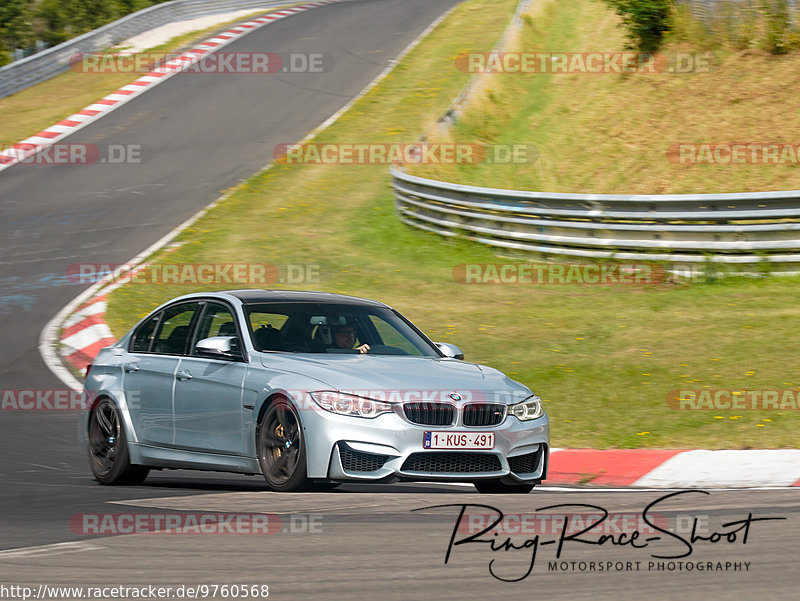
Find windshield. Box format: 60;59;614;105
245;302;439;357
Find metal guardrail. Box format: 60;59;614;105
678;0;799;25
399;0;800;273
0;0;298;100
391;166;800;272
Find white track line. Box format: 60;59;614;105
0;541;104;558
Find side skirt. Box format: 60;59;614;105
129;443;260;474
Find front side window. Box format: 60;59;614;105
151;302;200;355
368;314;420;356
191;302;242;358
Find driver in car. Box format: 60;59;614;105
332;325;370;354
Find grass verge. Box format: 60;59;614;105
411;0;800;194
105;0;799;449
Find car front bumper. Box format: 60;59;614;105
300;403;550;483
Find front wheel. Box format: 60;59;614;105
257;398;311;492
87;398;149;485
474;479;535;494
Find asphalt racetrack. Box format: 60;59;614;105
0;1;797;599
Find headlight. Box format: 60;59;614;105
310;391;393;419
510;395;543;421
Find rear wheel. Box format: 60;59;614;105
87;398;149;485
474;479;535;494
257;398;311;492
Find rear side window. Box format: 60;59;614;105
151;303;200;355
131;313;160;352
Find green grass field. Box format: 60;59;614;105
102;0;800;449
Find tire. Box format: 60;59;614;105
474;479;535;494
257;397;311;492
87;398;149;485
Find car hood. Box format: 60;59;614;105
258;353;532;403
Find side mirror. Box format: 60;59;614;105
195;336;241;358
434;342;464;360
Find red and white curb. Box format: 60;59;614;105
59;295;115;373
0;1;343;173
59;261;155;374
547;448;800;488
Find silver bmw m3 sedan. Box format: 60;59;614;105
82;290;549;493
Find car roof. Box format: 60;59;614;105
221;289;387;307
116;290;392;345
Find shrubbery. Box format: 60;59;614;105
606;0;799;55
0;0;167;67
602;0;672;52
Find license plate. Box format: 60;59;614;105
424;431;495;450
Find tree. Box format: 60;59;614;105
1;0;171;66
603;0;672;53
0;0;34;65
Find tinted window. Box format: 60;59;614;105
152;303;200;355
245;302;438;356
131;313;160;353
249;311;291;352
192;302;242;357
368;314;419;356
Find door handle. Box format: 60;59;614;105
124;363;139;373
176;369;193;381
